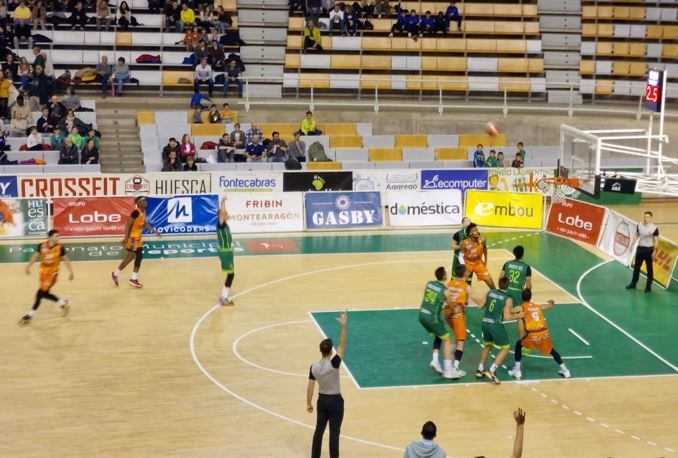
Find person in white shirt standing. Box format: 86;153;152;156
329;5;344;35
193;58;213;97
626;211;659;293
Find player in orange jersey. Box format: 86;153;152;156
445;264;483;378
19;229;74;324
460;223;496;289
508;289;570;380
111;196;160;288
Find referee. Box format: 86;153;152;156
626;211;659;293
307;311;347;458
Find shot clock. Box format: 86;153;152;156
643;69;664;113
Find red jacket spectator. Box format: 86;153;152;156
180;133;196;162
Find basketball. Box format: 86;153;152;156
486;122;500;137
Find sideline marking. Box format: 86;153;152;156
568;328;591;346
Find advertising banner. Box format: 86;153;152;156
0;198;48;238
52;197;136;237
465;190;544;229
19;174;125;198
0;176;18;198
212;171;283;193
487;168;555;194
420;169;488;194
146;173;212;195
597;210;637;266
145;195;218;235
305;192;382;229
283;171;353;192
545;198;607;246
386;190;462;227
632;237;678;289
226;192;304;233
353;170;420;191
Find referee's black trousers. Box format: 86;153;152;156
312;394;344;458
631;246;654;290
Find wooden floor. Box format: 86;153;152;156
1;203;677;457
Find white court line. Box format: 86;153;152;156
568;328;591;346
576;260;678;372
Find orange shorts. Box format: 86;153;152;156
445;309;467;341
465;261;492;283
522;330;553;355
39;272;58;292
125;237;143;251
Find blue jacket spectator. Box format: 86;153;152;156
390;5;409;36
245;136;265;162
473;145;485;168
190;91;211;109
446;1;462;31
420;12;435;34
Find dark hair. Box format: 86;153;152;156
644;211;653;217
48;229;59;236
477;144;483;148
467;222;477;232
421;421;437;440
306;110;313;115
118;57;125;63
434;266;446;281
498;151;504;156
489;149;496;154
454;264;466;278
521;288;532;301
498;276;509;290
513;245;524;259
272;131;279;136
518;142;524;147
222;102;229;107
169;137;177;142
319;338;333;356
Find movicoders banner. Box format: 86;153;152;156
52;197;136;237
225;193;304;233
464;190;544;229
632;237;678;289
546;198;606;246
305;191;382;229
386;190;462;227
0;198;48;238
597;210;637;266
145;195;218;235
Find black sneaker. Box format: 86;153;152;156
18;314;32;325
625;284;636;290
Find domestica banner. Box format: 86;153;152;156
52;197;136;237
597;210;638;266
464;190;544;229
386;190;462;227
305;192;382;229
144;195;218;235
0;198;48;238
225;193;304;233
545;198;607;246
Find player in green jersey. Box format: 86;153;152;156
419;267;460;379
217;197;235;306
499;245;532;313
450;217;471;279
475;276;524;384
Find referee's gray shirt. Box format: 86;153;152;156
637;223;659;248
309;355;342;395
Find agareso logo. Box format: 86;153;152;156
474;201;534;218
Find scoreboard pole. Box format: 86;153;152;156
656;70;668;179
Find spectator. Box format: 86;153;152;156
47;95;67;126
354;0;375;18
194;58;213;97
229;123;246;149
389;5;409;36
374;0;391;18
329;5;344;35
300;110;322;135
217;133;234;162
112;57;131;96
321;0;334;14
162;137;180;161
446;0;462;32
497;151;506;167
511;153;523;168
289;0;305;15
208;104;221;123
183;154;198;171
81;139;99;164
10;95;29;135
224;59;242;97
163;0;180;32
304;20;323;53
220;102;233;123
176;25;201;52
191;104;203;123
245;135;265;162
70;2;88;30
18;56;31;90
433;11;446;34
116;1;135;30
343;6;359;37
0;130;9;153
162;150;182;171
246;123;263;144
516;142;526;163
97;55;112;97
485;149;498;167
473;144;485;167
31;1;47;30
68;126;85;149
0;71;10;117
13;1;32;47
180;133;196;162
36;107;53;133
2;54;18;82
215;6;232;33
193;39;209;66
190;90;211;109
58;109;87;135
420;11;435;36
85;129;100;149
32;46;45;71
50;127;65;149
180;3;196;31
96;0;111;30
40;51;53;80
403;421;446;458
288;131;306;162
407;9;420;39
26;127;43;151
62;85;81;111
266;131;288;162
58;137;79;164
208;40;225;70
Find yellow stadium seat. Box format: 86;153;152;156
260;123;295;137
362;36;392;51
438;76;468;92
463;3;488;15
115;32;132;46
613;6;630;18
360;55;392;70
422;56;437;71
522;4;538;16
287;35;302;49
331;55;360;70
580;60;595;75
136;112;154;125
494;4;522;16
582;5;597;18
321;36;332;50
391;37;410;51
395;135;427;148
220;0;236;11
597;24;614;37
422;76;440;91
499;40;526;53
581;23;597;37
307;162;343;170
406;75;422;91
458;134;507;147
628;43;646;57
628;6;645;19
467;38;496;53
191;124;226;136
662;44;678;59
499;77;530;92
528;58;544;73
330;136;362;148
369;148;403;162
464;21;494;34
498;58;528;73
596;83;613;96
596;42;613;56
162;70;193;86
664;25;678;40
613;61;630;76
323;124;357;136
436;38;466;52
372;18;394;32
598;6;614;17
285;53;300;68
629;62;647;77
421;38;438;51
299;73;330;89
494;21;524;35
288;17;303;30
436;56;467;72
646;25;663;39
612;42;630;56
524;22;540;35
435;147;467;160
361;74;391;90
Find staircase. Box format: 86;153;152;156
96;107;144;173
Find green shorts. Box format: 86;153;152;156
482;322;510;349
218;248;234;273
419;314;450;340
506;289;523;308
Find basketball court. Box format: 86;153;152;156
1;201;677;457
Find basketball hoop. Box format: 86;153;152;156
536;177;580;204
